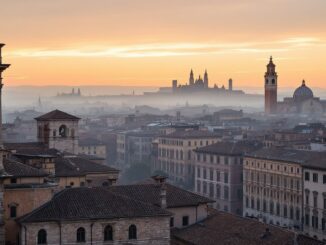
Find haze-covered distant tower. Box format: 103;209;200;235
0;43;10;244
264;57;278;114
172;80;178;91
228;78;233;91
189;69;194;85
204;70;208;88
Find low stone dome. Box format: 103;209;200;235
293;80;314;101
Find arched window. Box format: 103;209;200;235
59;125;68;137
128;225;137;240
37;229;47;244
76;227;85;243
104;225;113;241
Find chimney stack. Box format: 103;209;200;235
151;175;167;209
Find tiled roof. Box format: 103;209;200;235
35;109;80;121
5;142;59;157
195;141;262;156
162;130;220;139
171;210;322;245
245;148;326;170
109;183;214;208
4;158;48;177
18;187;171;223
54;156;119;177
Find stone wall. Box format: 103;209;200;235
20;216;170;245
4;187;54;244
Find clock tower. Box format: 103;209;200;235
264;56;278;114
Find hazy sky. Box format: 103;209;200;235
1;0;326;88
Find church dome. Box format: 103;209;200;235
293;80;313;101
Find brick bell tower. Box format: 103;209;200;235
264;56;278;114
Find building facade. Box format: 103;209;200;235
154;130;220;189
194;141;261;215
303;163;326;241
243;149;303;230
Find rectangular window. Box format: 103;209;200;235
197;167;201;178
10;206;17;218
224;157;229;165
313;173;318;183
323;175;326;184
305;214;310;226
224;186;229;200
182;216;189;226
305;172;310;181
210;169;214;180
216;171;220;182
314;195;318;208
224;172;229;184
197;180;201;193
170;217;174;227
210;155;214;164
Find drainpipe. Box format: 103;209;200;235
90;222;94;245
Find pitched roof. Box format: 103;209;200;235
171;210;322;245
195;141;262;156
245;148;326;170
4;158;49;177
54;156;119;177
162;130;220;139
5;142;60;158
18;187;171;223
35;109;80;121
109;183;214;208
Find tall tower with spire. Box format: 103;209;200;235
0;43;10;243
204;70;208;89
189;69;194;86
264;56;278;114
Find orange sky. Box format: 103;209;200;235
1;0;326;88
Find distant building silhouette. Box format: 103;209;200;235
56;88;82;98
165;69;241;94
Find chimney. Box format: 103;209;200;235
152;175;167;209
160;182;167;209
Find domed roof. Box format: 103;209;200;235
293;80;314;101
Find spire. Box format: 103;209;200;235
189;69;194;85
204;69;208;88
302;80;306;86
